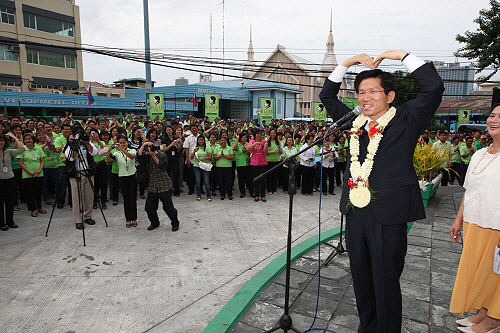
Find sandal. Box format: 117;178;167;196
254;197;259;202
14;206;19;211
262;197;267;202
9;224;18;228
45;201;53;205
126;221;131;228
31;211;38;217
0;226;8;231
38;209;47;214
131;221;137;227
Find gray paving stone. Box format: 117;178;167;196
402;296;430;323
402;318;430;333
238;301;284;331
274;268;315;290
326;323;358;333
289;291;338;321
432;249;462;264
401;256;431;285
407;244;432;258
303;275;350;302
431;259;458;276
408;235;431;247
431;272;455;308
291;257;320;275
430;325;456;333
432;239;463;253
328;301;360;329
431;304;464;330
340;285;357;306
401;280;430;302
409;227;432;238
230;321;262;333
256;282;302;308
287;311;329;332
316;261;351;281
432;230;454;242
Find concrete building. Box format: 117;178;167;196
242;13;354;116
175;76;189;86
434;61;475;99
0;0;84;95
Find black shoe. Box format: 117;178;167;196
172;225;179;232
147;224;159;231
57;203;64;209
84;218;96;225
75;223;84;230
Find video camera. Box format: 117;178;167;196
68;127;90;150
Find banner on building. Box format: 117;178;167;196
147;94;164;120
342;97;359;110
205;94;220;122
260;98;274;125
457;109;471;126
313;102;327;122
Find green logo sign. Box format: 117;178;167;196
313;102;326;122
457;109;471;126
260;98;274;125
148;94;164;120
205;94;219;122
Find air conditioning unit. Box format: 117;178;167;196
6;88;21;92
29;84;37;89
8;45;20;52
52;90;63;94
58;86;64;90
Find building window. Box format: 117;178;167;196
0;44;19;61
26;49;76;69
23;13;74;37
1;7;15;25
1;81;21;87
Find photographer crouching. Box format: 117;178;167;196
64;126;97;230
138;141;180;231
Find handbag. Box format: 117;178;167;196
195;152;213;171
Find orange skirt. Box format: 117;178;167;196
450;222;500;319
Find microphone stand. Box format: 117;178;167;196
255;122;351;333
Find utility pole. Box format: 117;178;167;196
143;0;152;97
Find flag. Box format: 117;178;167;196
87;84;95;105
191;94;197;107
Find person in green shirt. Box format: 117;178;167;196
107;135;137;228
280;136;298;193
475;135;488;151
206;133;220;197
213;137;234;200
450;136;462;185
234;132;252;198
191;136;212;201
335;135;348;187
460;137;476;185
36;131;60;206
432;132;453;186
265;128;282;195
91;130;108;209
54;123;72;209
17;133;45;217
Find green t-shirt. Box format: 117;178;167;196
17;145;45;178
451;144;462;164
110;147;120;173
266;140;281;162
475;142;487;151
214;146;233;168
112;148;137;177
206;143;220;163
54;135;68;167
234;142;250;167
335;141;348;163
281;146;298;168
37;143;59;169
194;146;209;168
460;145;476;164
8;145;20;169
92;141;106;163
295;142;303;162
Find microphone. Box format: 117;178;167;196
330;106;363;129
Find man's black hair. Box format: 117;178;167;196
354;69;394;95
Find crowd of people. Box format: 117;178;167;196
0;111;492;233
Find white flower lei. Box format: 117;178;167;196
348;107;397;208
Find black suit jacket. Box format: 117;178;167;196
319;63;444;224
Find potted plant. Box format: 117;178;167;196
413;144;450;207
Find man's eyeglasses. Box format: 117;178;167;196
358;89;385;97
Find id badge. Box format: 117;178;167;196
32;155;37;161
2;167;8;173
125;164;129;171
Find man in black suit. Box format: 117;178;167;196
319;51;444;333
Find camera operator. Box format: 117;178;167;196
64;126;97;230
138;141;179;231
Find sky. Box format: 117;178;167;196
77;0;493;87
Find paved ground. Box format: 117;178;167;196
0;186;345;333
231;185;466;333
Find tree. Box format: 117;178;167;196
455;0;500;81
392;70;420;108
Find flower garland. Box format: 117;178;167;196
348;107;397;208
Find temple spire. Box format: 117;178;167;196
326;8;334;53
